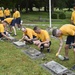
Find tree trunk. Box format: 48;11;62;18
29;0;33;12
29;7;33;12
26;0;29;13
39;7;40;12
44;6;46;12
68;8;71;11
51;0;54;14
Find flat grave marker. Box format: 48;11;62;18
13;41;26;47
22;47;45;59
41;60;75;75
9;36;17;42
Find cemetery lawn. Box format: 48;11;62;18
0;12;75;75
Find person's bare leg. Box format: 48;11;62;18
64;44;69;58
44;43;50;52
12;26;16;35
9;26;12;34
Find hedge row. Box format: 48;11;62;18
51;13;66;19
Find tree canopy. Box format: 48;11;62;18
0;0;75;13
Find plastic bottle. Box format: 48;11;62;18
58;55;64;60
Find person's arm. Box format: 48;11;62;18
19;33;25;41
4;26;9;32
56;38;63;56
40;40;49;44
1;32;10;40
19;33;33;42
38;39;50;48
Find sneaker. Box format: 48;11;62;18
47;48;50;53
70;65;75;70
12;34;17;36
40;45;44;52
63;57;69;61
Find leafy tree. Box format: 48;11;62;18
65;0;74;11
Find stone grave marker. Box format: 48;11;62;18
41;60;75;75
9;36;16;42
22;47;45;59
13;41;26;47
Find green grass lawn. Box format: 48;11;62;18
0;11;75;75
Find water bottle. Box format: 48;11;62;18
58;55;64;60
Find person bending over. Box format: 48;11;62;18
2;18;17;36
19;27;37;44
52;24;75;61
0;21;11;40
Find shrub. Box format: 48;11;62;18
59;13;66;19
51;13;58;19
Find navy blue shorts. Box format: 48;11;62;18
6;16;10;18
66;36;75;48
0;17;4;21
10;19;16;26
15;17;21;24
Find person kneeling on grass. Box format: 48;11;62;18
19;27;37;44
0;21;11;40
33;26;51;53
2;18;17;36
52;24;75;61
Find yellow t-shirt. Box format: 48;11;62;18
71;11;75;24
59;24;75;39
13;11;20;18
37;30;50;42
24;28;37;39
0;24;4;32
0;10;4;17
4;18;14;24
4;9;10;16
